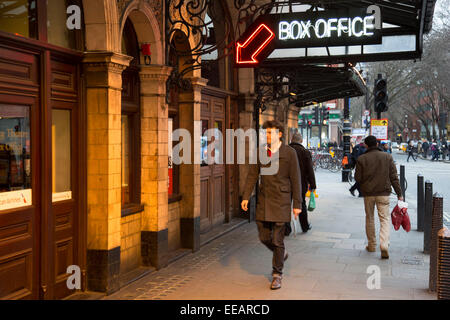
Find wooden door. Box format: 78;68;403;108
0;47;41;299
200;94;225;233
0;44;82;300
48;59;80;299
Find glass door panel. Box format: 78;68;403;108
51;109;72;202
0;104;32;210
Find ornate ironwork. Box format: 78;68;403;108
165;0;325;91
166;0;234;78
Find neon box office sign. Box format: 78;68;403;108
235;7;382;66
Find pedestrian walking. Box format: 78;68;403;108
349;142;366;197
441;138;448;160
355;136;403;259
241;120;302;290
406;140;416;162
422;140;429;158
431;140;440;161
289;133;316;233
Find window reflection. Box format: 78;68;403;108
201;120;208;167
168;118;173;196
0;0;37;39
47;0;76;49
214;121;222;161
0;105;32;209
52;109;71;202
121;115;130;206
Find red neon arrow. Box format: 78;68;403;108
236;24;275;65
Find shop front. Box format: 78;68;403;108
0;0;84;299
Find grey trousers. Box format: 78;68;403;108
256;221;286;276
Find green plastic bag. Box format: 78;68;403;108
308;194;316;212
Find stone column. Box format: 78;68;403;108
178;77;208;252
83;52;132;294
287;105;300;142
237;68;256;199
238;93;256;197
139;65;172;270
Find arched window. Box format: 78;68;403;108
201;2;234;90
121;19;142;212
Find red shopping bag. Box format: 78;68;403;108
400;206;411;233
391;201;411;233
391;205;402;231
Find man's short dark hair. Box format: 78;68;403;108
365;135;378;148
262;120;284;139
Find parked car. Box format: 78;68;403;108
392;142;399;149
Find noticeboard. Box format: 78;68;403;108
370;119;388;140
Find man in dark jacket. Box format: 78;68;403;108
289;133;316;232
406;141;416;162
241;120;302;290
422;140;429;158
349;142;366;197
355;136;403;260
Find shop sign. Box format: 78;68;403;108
52;191;72;202
236;7;382;66
0;189;32;211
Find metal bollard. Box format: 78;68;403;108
400;165;406;201
424;181;433;254
437;228;450;300
429;194;444;292
417;175;425;232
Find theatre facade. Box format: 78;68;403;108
0;0;254;300
2;0;429;300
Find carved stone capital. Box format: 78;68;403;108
83;52;133;89
139;65;173;82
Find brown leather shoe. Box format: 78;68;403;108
381;248;389;259
271;275;282;290
366;246;376;252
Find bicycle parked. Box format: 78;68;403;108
311;147;343;172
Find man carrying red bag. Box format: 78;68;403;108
355;136;403;259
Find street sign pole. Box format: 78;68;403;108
319;105;323;148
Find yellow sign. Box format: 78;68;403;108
371;119;389;126
371;118;389;140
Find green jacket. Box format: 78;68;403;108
355;147;402;197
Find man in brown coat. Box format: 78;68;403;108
355;135;403;259
241;120;302;290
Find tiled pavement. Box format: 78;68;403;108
105;170;437;300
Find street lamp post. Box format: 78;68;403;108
342;97;352;182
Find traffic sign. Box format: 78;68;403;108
370;118;388;140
